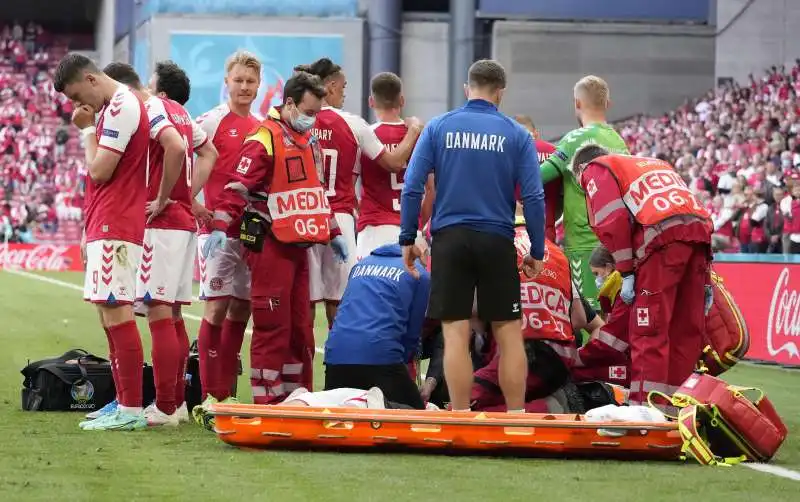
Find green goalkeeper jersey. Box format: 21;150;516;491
540;122;629;250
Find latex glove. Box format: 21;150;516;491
203;230;226;259
620;274;635;304
704;284;714;316
330;235;349;263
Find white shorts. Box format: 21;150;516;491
197;234;251;301
282;387;385;409
308;212;357;302
356;224;400;261
135;228;196;306
83;240;143;305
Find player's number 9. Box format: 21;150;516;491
322;148;338;197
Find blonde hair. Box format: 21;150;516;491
225;50;262;75
574;75;610;110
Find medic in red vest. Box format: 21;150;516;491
571;147;712;406
205;73;347;404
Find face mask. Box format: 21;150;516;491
595;275;606;290
291;111;315;133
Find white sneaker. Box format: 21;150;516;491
175;402;190;423
143;403;180;427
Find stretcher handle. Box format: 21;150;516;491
210;409;678;431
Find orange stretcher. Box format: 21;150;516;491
210;404;683;460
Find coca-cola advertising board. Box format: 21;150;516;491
715;261;800;367
0;243;82;271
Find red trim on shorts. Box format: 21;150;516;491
201;294;233;302
135;297;180;307
85;299;134;306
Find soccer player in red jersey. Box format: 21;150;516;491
194;51;261;410
515;115;561;242
295;58;423;329
147;60;219;418
103;63;217;426
54;54;150;431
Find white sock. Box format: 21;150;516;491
507;409;526;414
119;406;143;415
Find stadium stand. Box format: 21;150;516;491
0;22;84;245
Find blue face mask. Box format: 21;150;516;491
595;275;606;290
292;112;315;132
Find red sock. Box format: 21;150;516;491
174;318;190;407
149;318;179;415
218;319;247;400
103;327;121;401
108;321;144;408
198;319;222;400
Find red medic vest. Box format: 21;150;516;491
591;155;711;226
514;227;575;343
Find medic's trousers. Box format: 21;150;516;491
572;298;631;387
247;235;315;404
628;241;709;405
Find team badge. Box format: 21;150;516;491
209;277;223;291
636;307;650;327
237;156;252;175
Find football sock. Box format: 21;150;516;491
150;318;179;415
108;320;144;408
218;319;247;399
103;326;121;401
198;319;222;400
174;318;190;406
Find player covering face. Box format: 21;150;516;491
54;54;151;430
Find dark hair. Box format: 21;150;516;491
589;245;615;268
468;59;506;91
573;145;609;169
154;60;191;105
293;57;342;82
53;53;99;93
370;72;403;108
103;62;142;89
283;71;327;105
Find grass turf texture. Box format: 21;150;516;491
0;269;799;501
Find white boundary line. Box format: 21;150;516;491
2;268;325;354
743;463;800;481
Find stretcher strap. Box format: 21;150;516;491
677;405;747;467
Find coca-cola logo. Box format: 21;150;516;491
0;244;72;271
767;267;800;359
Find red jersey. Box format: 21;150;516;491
145;96;209;231
86;84;150;244
357;121;408;231
312;106;386;215
196;103;259;236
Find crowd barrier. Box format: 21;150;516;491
2;244;798;368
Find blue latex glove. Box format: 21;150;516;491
203;230;226;259
620;274;635;304
330;235;349;263
704;284;713;316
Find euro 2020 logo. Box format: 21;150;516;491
70;379;95;409
219;65;285;120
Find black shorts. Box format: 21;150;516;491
428;225;520;322
324;363;425;410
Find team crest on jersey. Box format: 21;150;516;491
237;157;252;175
636;307;650;327
586;179;598;198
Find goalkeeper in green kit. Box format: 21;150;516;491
539;76;629;311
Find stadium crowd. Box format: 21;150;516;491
0;23;85;244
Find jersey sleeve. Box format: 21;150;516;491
195;106;223;141
191;120;209;149
540;128;589;183
145;98;174;141
345;112;385;160
98;92;141;154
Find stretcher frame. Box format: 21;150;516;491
211;404;684;460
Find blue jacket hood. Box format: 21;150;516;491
371;244;402;257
